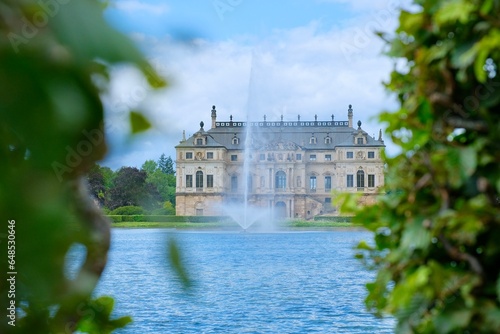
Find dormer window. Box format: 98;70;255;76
310;134;317;144
357;137;364;145
232;133;239;145
196;138;203;145
325;136;332;144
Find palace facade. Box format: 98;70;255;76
175;105;385;219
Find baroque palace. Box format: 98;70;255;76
175;105;385;219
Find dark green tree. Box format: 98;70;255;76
87;164;106;207
343;1;500;333
158;153;175;175
106;167;161;211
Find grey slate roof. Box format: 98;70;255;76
176;119;385;151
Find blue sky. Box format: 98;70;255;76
101;0;407;169
105;0;352;41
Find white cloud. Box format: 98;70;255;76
101;17;401;169
113;1;169;15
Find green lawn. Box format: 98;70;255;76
111;220;362;229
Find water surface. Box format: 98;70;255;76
88;229;394;333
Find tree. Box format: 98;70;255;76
344;1;500;333
142;159;158;176
0;1;166;333
158;153;175;175
106;167;162;211
143;158;176;205
100;165;116;191
87;164;106;207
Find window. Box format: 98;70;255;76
346;151;353;159
260;176;265;187
231;154;237;161
357;137;363;144
186;175;193;187
196;171;203;188
310;136;317;144
296;153;302;160
347;174;353;187
232;137;239;145
310;176;317;191
325;154;331;161
310;154;316;161
296;176;301;187
357;170;365;188
325;197;331;204
196;138;203;145
207;175;214;188
260;153;265;160
368;151;375;159
325;137;332;144
275;171;286;189
231;175;238;192
368;174;375;188
186;152;193;159
196;209;203;216
207;152;214;159
325;176;332;191
247;175;253;191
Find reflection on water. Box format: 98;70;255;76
67;229;394;333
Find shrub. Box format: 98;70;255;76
107;215;123;223
111;206;144;215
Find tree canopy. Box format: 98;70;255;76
158;153;175;175
343;1;500;333
106;167;162;210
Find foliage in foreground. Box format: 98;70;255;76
344;1;500;333
0;1;166;333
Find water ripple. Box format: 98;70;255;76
88;229;394;333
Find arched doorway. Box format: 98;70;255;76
275;201;287;219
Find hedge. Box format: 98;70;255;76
107;215;234;223
313;216;352;222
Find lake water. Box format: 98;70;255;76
84;229;394;333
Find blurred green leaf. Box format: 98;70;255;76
459;146;477;178
434;308;473;334
435;0;475;24
130;111;152;134
167;238;191;288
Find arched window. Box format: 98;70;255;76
357;170;365;188
196;171;203;188
231;175;238;192
247;175;253;192
325;136;332;144
310;176;317;191
275;171;286;189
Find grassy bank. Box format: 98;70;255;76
111;220;362;229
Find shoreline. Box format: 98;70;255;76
110;221;363;230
